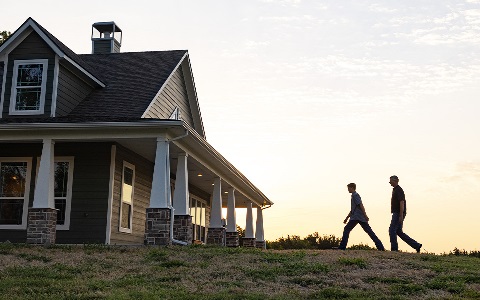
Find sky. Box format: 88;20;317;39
3;0;480;253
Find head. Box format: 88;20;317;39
347;183;356;193
389;175;399;187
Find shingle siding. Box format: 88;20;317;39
2;31;55;118
143;65;195;127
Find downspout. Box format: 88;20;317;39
170;206;188;246
169;129;189;246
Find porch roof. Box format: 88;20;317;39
0;119;272;208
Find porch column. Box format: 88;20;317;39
225;187;239;247
145;136;172;246
172;153;192;244
27;139;57;245
243;201;256;247
255;207;266;249
207;177;225;245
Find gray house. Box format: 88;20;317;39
0;18;272;247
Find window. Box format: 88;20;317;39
119;162;134;233
190;198;206;242
35;157;74;230
54;158;74;230
10;59;48;115
0;158;31;229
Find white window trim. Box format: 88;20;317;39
9;59;48;115
35;156;74;230
0;157;32;230
119;161;135;234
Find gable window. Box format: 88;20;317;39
119;162;134;233
9;59;48;115
0;158;31;229
35;157;74;230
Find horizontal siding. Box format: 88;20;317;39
143;66;195;127
2;31;55;118
0;142;111;244
55;143;111;244
55;64;94;117
93;40;112;54
110;145;154;245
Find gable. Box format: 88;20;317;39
143;64;194;128
1;31;56;118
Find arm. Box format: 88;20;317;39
344;212;351;224
399;201;405;222
359;203;369;222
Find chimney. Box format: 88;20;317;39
91;22;122;54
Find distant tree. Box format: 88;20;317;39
0;31;12;46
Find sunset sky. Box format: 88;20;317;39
3;0;480;253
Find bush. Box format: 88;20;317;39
266;232;341;250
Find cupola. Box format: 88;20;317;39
91;21;122;54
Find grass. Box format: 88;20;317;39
0;243;479;299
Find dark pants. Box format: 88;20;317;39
339;220;385;250
389;212;421;251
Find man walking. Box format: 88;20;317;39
338;183;385;250
388;175;422;252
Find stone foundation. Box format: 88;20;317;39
242;237;256;248
173;215;193;245
207;227;225;246
144;208;171;245
226;231;239;247
255;240;266;249
26;208;57;246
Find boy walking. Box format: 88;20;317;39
338;183;385;250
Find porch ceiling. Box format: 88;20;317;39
118;138;255;208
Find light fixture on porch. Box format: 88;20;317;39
224;191;228;194
197;173;203;177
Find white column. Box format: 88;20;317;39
255;207;264;242
210;177;223;228
33;139;55;208
172;153;189;215
226;187;236;232
245;202;254;238
149;136;171;208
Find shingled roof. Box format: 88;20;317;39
68;50;187;118
29;18;106;85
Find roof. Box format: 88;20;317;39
69;51;187;118
0;18;106;87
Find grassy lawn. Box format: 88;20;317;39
0;242;479;299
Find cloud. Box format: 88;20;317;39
441;162;480;184
368;3;398;13
385;8;480;45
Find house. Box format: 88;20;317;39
0;18;272;247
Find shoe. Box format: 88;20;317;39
415;244;422;253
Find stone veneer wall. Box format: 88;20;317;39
173;215;193;245
255;240;266;249
225;231;239;247
144;208;171;245
242;237;256;248
26;208;57;245
207;227;225;246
